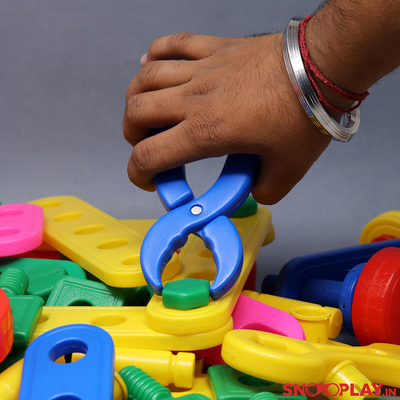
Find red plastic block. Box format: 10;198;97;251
0;288;14;362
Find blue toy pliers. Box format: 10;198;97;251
140;128;260;300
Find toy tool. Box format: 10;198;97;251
263;239;400;342
0;204;43;257
141;128;260;300
19;324;115;400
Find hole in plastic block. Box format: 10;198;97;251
69;300;93;306
0;228;20;236
97;238;129;249
74;225;105;235
54;212;83;222
0;209;24;218
49;339;88;362
36;200;63;209
91;314;127;326
122;255;140;265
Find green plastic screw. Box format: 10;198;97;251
120;365;211;400
232;195;258;218
0;268;29;295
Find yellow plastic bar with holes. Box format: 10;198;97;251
242;290;343;343
360;210;400;243
145;207;273;335
33;306;233;351
29;196;180;287
221;330;400;388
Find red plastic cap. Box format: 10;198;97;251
353;247;400;345
0;288;14;362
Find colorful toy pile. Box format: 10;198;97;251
0;197;399;399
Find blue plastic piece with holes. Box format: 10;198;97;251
19;324;115;399
262;239;400;334
141;128;260;300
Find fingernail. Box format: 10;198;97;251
140;53;148;66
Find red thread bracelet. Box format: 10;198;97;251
298;15;369;113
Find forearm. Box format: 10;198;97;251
305;0;400;110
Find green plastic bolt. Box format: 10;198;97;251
0;268;29;295
119;365;211;400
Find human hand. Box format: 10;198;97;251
123;32;330;205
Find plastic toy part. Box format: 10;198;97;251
29;196;180;287
264;239;400;337
145;206;272;336
170;374;214;399
142;140;260;300
221;330;400;390
163;279;210;310
19;324;115;400
352;247;400;345
360;211;400;243
32;306;233;351
72;347;195;389
8;295;44;348
231;196;258;218
207;364;307;400
0;289;13;363
119;365;211;400
45;276;129;306
242;290;342;342
0;268;28;296
0;204;44;257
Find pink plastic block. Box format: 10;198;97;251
0;204;44;256
205;294;306;366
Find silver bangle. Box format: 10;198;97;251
282;17;360;142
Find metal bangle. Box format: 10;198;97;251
282;17;360;142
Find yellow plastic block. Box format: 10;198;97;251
221;330;400;389
71;347;195;389
360;211;400;243
29;196;179;287
33;306;233;351
146;207;272;335
242;290;343;342
170;374;214;399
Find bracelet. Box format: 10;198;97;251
282;17;360;142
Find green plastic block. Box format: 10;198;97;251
162;278;210;310
27;262;67;301
45;276;128;306
124;285;150;306
0;257;86;280
0;268;29;295
0;346;26;373
207;365;306;400
8;295;44;348
231;196;258;218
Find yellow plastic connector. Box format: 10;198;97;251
360;210;400;243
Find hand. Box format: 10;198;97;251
123;32;330;205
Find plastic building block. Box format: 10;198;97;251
0;268;28;296
0;347;25;374
221;330;399;392
360;211;400;243
352;247;400;345
146;206;272;336
204;294;305;366
242;290;342;343
163;279;210;310
45;276;129;306
8;295;43;347
170;374;214;399
263;239;400;339
0;204;44;257
72;347;195;389
19;324;115;399
119;365;211;400
33;305;232;351
207;364;306;400
231;196;258;218
29;196;180;287
25;261;67;301
124;285;151;306
0;256;86;280
142;147;259;300
0;289;13;363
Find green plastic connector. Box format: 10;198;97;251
0;268;29;295
27;262;67;301
207;365;307;400
120;365;210;400
8;295;44;347
45;276;129;306
231;196;258;218
162;278;210;310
